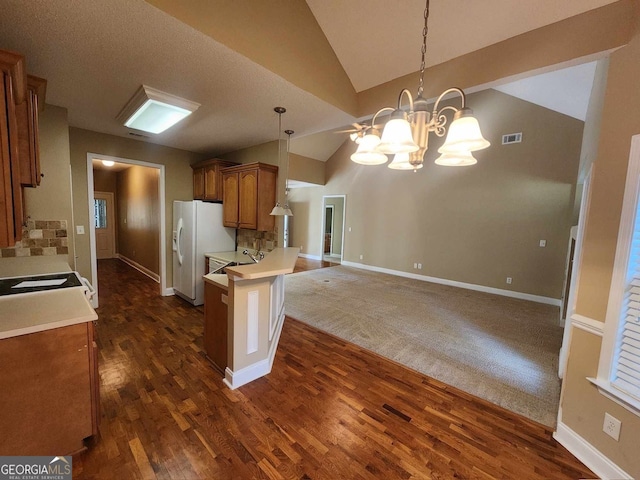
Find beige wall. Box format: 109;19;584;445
116;166;160;275
289;154;325;186
559;13;640;479
23;104;74;265
69;127;204;286
291;89;583;299
289;186;324;256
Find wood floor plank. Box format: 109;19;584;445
72;258;594;479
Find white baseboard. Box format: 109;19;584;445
554;421;632;480
163;288;175;296
223;311;286;390
117;255;160;283
298;253;322;260
341;261;561;306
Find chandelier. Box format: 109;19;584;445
350;0;490;171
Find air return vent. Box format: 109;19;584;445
502;132;522;145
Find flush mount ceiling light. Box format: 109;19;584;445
101;160;115;167
348;0;489;171
117;85;200;134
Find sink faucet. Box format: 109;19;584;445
242;249;264;263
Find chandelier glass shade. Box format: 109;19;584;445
349;0;489;171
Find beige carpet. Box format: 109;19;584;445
284;266;562;427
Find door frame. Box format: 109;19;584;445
86;153;167;307
94;191;116;259
320;195;346;262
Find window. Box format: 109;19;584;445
94;198;107;229
593;135;640;414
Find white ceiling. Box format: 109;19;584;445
0;0;615;161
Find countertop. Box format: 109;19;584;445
0;287;97;340
0;255;96;340
225;247;299;280
0;255;72;278
204;250;255;265
203;273;229;290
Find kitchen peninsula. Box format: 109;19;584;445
203;247;299;389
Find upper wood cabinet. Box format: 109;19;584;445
221;162;277;231
191;158;237;202
17;75;46;187
0;49;27;248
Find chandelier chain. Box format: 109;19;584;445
417;0;430;98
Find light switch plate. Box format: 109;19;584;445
76;225;85;235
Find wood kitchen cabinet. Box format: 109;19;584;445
221;162;277;231
17;75;46;187
204;280;228;374
0;49;26;248
192;158;237;202
0;321;100;455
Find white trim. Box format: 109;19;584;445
298;253;322;260
553;421;633;480
570;313;604;336
321;195;346;263
598;135;640;401
117;255;160;283
588;377;640;416
341;261;561;306
86;153;168;307
223;312;286;390
164;287;175;296
246;291;259;354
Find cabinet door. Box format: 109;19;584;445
193;167;204;200
204;282;228;373
0;73;15;247
238;169;258;229
256;168;277;232
203;164;219;201
222;172;239;227
17;76;44;188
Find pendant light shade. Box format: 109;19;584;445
435;151;477;166
377;110;419;154
388;153;423;170
270;203;286;216
438;108;490;154
270;107;287;216
351;131;388;165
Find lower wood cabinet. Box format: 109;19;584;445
0;322;99;455
204;281;228;374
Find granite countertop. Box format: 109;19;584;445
225;247;299;280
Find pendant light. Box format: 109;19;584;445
349;0;490;170
282;130;294;216
270;107;286;216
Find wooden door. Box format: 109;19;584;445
238;169;258;229
222;172;239;227
94;191;115;259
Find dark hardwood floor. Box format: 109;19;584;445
73;258;593;479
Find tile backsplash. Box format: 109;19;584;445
236;228;277;252
0;220;69;258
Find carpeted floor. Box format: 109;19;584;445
284;265;563;427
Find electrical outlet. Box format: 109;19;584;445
539;239;546;247
603;413;621;441
418;263;422;270
359;254;363;260
76;225;85;235
348;227;352;232
300;245;303;252
413;263;418;269
506;277;512;284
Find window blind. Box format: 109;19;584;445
612;201;640;400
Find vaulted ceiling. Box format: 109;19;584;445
0;0;619;160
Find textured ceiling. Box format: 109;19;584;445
0;0;617;161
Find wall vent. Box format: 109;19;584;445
502;132;522;145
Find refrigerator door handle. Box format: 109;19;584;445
176;217;184;266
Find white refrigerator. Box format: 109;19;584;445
172;200;236;306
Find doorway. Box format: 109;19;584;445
321;195;345;263
86;153;166;308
